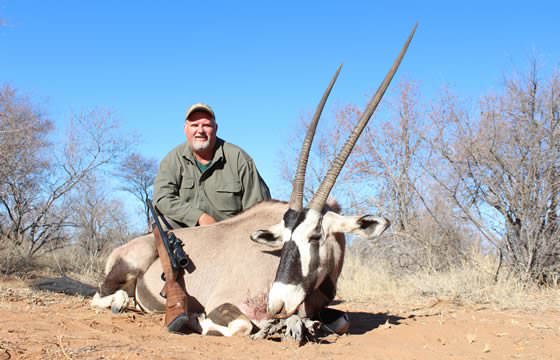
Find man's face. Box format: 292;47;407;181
184;111;218;153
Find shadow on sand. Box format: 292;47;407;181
30;275;97;297
347;311;407;335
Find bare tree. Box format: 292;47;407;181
425;62;560;283
116;152;158;231
68;176;130;258
350;81;423;228
345;81;470;272
0;86;57;250
0;85;129;257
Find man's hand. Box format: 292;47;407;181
198;213;217;226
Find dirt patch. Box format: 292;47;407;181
1;277;559;359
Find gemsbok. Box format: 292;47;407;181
92;24;417;342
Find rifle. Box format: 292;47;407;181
146;198;190;275
147;199;192;331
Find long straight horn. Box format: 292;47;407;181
288;64;343;211
308;24;418;212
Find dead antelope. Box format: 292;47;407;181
92;24;416;341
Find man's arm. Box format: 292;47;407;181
153;153;204;228
239;157;271;210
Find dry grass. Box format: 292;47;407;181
0;241;106;286
338;248;560;311
0;242;37;276
40;246;107;284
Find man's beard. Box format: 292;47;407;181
189;138;212;152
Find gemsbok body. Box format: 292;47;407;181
92;24;417;340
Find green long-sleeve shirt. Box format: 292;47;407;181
153;138;271;228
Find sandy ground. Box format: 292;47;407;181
1;276;559;360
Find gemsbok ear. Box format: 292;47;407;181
322;212;390;239
356;215;391;238
250;224;284;248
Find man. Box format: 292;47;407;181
154;102;271;229
152;102;271;332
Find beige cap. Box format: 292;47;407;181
185;103;215;121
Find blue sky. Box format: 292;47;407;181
1;0;559;203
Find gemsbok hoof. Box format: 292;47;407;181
110;290;129;313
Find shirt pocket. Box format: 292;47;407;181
179;177;195;203
213;180;242;212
